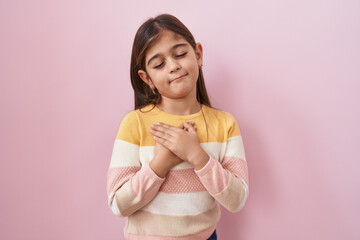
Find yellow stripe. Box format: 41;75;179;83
116;104;241;147
115;111;140;145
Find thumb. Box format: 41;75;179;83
183;121;196;133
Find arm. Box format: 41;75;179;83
106;112;165;217
193;114;249;213
150;117;249;213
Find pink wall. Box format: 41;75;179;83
1;0;359;239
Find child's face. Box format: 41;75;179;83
138;29;203;102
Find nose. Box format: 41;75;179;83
167;58;180;73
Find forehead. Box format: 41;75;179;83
146;30;188;56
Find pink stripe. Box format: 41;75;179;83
195;157;230;195
159;168;206;193
131;164;165;200
107;166;140;195
222;156;249;186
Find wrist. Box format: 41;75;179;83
150;156;171;178
190;148;210;170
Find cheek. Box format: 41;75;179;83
183;58;198;72
189;63;200;78
149;72;169;87
148;71;158;79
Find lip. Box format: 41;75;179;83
171;74;187;82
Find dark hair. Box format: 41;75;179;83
130;13;212;110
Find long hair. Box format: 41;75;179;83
130;13;212;110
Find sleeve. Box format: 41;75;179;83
106;111;165;217
194;112;249;213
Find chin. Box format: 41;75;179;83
164;91;191;99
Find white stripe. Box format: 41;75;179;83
139;142;228;169
140;146;194;169
225;136;246;161
109;138;245;168
200;142;227;162
109;139;140;168
108;192;124;217
141;191;217;216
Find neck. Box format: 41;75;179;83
156;98;202;116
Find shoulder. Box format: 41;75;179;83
204;105;237;124
204;106;241;137
115;110;140;145
118;110;139;128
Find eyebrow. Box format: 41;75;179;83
147;43;188;66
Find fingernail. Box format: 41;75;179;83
157;122;160;125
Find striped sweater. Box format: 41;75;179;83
106;103;249;240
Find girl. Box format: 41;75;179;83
107;13;249;240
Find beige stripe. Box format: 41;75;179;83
115;180;142;217
213;173;246;212
234;178;249;212
125;204;221;236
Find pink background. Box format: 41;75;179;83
1;0;359;239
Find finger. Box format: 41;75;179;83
183;121;196;133
178;122;185;130
184;121;196;127
153;135;171;149
187;121;197;130
150;126;174;139
154;122;176;130
151;122;175;133
185;121;196;126
179;121;190;130
182;121;197;131
152;122;182;135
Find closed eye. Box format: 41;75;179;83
176;52;187;57
154;52;188;69
154;63;163;69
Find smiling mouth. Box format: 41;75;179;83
171;74;187;82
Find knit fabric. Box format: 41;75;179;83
106;103;249;240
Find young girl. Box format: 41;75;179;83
107;13;249;240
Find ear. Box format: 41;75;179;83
138;70;154;89
195;42;203;67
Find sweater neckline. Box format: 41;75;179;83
151;103;204;120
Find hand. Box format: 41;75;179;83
150;121;208;168
151;121;197;170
